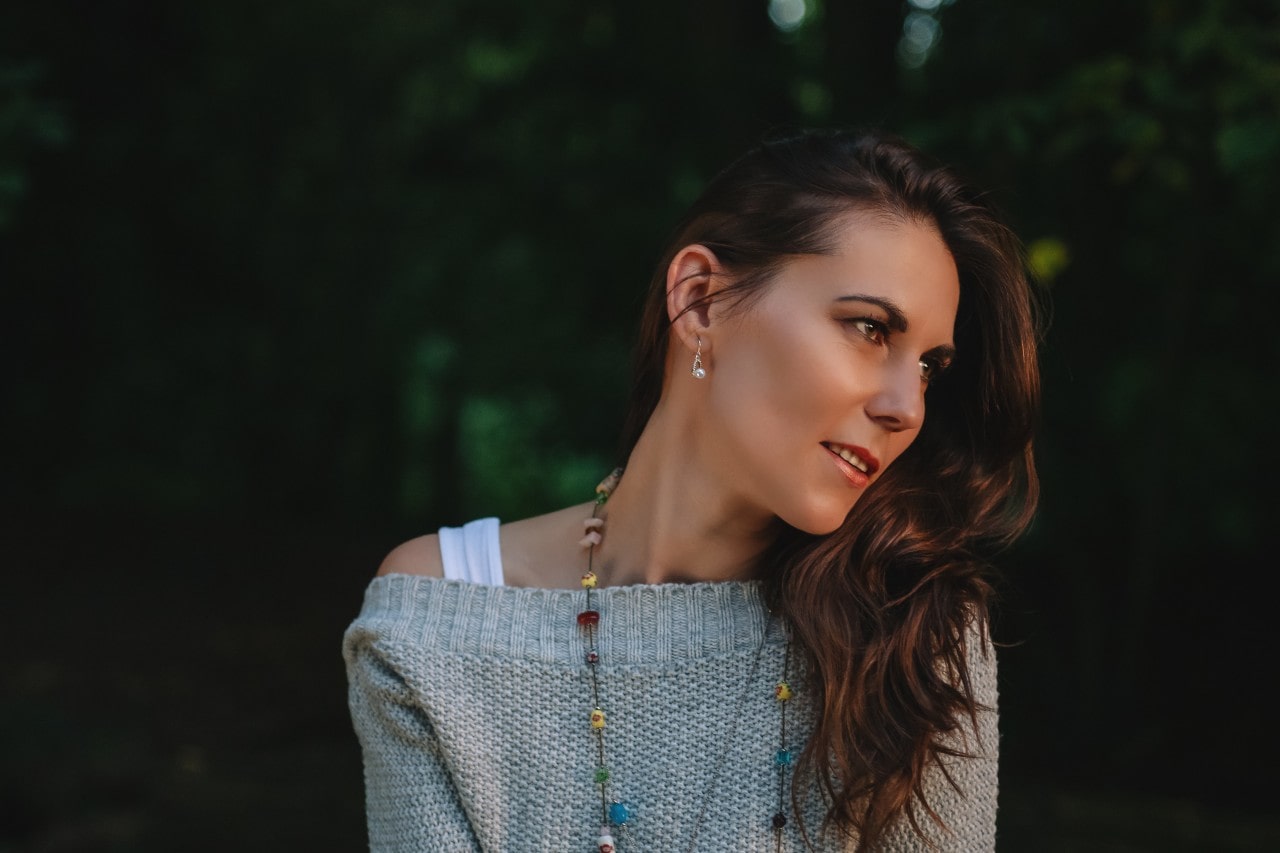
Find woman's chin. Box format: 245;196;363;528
782;498;857;536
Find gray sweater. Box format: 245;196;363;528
344;575;998;852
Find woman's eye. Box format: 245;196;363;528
847;318;886;344
919;358;950;383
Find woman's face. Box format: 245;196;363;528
704;214;960;535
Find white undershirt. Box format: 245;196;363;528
436;517;505;586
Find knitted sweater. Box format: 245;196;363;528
344;573;999;852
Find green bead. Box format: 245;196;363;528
594;766;610;784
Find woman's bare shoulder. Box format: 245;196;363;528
374;502;596;584
376;533;444;578
501;501;596;588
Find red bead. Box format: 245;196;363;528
577;610;600;627
586;651;599;664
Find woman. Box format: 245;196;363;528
345;128;1040;852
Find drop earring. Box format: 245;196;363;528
690;338;707;379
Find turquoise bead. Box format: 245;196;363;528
608;801;633;825
774;748;794;767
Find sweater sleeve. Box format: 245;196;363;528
344;626;481;853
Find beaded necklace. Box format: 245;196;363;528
577;468;796;853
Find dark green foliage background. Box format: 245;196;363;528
2;1;1277;850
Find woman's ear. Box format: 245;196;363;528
665;243;724;356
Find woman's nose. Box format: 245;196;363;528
865;359;925;432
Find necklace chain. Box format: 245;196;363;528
577;468;794;853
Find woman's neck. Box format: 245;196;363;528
595;401;784;586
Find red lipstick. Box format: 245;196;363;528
822;441;880;489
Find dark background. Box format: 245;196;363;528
2;1;1277;851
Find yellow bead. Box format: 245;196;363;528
595;467;623;496
581;571;598;589
590;708;606;729
775;681;794;701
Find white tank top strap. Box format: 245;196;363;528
437;517;505;586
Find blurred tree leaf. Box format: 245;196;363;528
0;62;68;230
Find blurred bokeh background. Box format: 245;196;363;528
2;1;1277;850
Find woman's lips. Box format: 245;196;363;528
822;442;879;489
821;441;880;473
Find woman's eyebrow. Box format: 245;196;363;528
833;294;908;332
925;343;958;363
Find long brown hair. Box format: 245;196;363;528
620;129;1040;849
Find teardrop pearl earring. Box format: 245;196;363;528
691;338;707;379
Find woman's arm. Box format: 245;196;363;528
345;629;480;852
